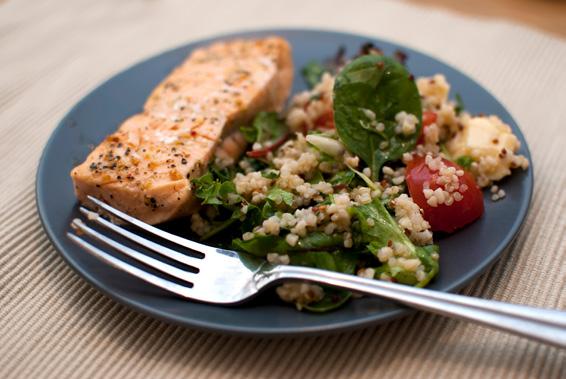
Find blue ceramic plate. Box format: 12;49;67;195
36;29;533;336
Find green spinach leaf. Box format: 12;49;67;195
289;250;358;274
333;55;422;178
351;199;439;287
232;232;344;256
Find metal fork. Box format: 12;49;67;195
68;196;566;347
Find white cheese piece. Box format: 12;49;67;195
448;115;519;159
447;115;523;185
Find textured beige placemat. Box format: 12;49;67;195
1;0;565;378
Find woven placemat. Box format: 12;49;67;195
1;0;565;378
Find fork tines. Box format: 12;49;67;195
67;197;208;298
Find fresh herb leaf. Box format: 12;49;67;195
240;157;268;172
261;201;276;220
192;169;241;207
309;170;325;184
329;170;356;186
241;204;263;232
266;187;294;207
261;169;279;179
333;55;422;178
209;164;236;182
192;172;224;206
455;155;474;170
302;60;327;88
455;93;465;115
240;125;258;143
240;112;288;145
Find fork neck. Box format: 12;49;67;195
258;264;358;289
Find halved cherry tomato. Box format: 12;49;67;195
416;111;437;145
405;155;484;233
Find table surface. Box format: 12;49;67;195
1;0;566;378
411;0;566;38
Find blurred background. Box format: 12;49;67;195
409;0;566;37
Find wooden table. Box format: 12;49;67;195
409;0;566;38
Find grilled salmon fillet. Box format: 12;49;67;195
71;37;293;224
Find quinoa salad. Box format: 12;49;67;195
190;44;529;312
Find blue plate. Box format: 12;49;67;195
36;29;533;336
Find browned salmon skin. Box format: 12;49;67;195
71;37;293;224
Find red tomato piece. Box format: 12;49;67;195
417;111;437;145
314;109;335;129
405;155;484;233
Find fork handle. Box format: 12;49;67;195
268;265;566;348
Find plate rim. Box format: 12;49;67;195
35;27;534;336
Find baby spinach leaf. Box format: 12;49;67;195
352;198;411;248
232;235;289;256
372;245;439;287
232;232;344;256
333;55;422;178
351;199;439;287
414;245;440;287
295;232;345;251
290;251;337;271
289;250;359;273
